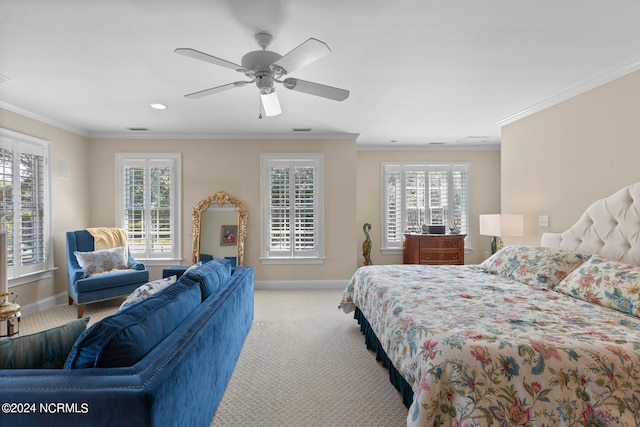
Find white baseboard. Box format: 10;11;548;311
255;280;348;290
19;292;68;317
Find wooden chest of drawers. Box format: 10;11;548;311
403;233;465;265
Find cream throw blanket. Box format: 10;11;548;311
87;227;128;251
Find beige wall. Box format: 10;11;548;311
89;137;358;283
0;108;90;307
356;149;501;265
501;69;640;246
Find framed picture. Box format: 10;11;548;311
220;225;237;246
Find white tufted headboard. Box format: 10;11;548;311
541;182;640;267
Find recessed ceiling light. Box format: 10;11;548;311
390;140;398;144
149;103;167;110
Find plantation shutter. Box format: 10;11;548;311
383;166;402;243
382;163;469;250
0;130;50;278
121;158;175;258
262;154;323;261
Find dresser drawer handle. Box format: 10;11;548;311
452;254;458;259
452;241;459;247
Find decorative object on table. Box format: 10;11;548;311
479;213;524;254
0;292;20;337
427;224;446;234
362;223;373;265
449;217;461;234
405;211;420;233
220;225;237;246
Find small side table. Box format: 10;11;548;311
0;311;20;337
403;233;466;265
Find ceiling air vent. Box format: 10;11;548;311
127;127;149;131
292;128;312;132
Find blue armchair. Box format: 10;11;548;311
66;229;149;318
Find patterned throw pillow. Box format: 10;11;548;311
119;275;178;311
478;245;589;289
555;255;640;317
0;317;89;369
74;246;129;277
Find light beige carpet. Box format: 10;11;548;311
20;289;409;427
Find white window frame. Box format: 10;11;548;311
381;162;470;253
0;128;53;286
260;153;324;264
115;153;181;265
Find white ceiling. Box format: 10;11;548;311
1;0;640;148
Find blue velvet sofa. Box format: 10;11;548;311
0;259;254;427
67;229;149;318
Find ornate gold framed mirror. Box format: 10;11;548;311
191;191;247;266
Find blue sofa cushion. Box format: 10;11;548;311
73;268;150;293
186;258;232;300
0;318;89;369
64;279;201;369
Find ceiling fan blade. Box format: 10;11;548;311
261;92;282;116
184;81;250;99
272;38;330;75
282;78;349;101
175;48;244;72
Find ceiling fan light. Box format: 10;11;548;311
257;75;275;94
261;93;282;117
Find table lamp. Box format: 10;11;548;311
479;214;524;254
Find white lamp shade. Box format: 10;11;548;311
479;214;524;237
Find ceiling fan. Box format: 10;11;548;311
175;32;349;117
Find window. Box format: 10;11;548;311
115;153;181;263
0;128;52;281
382;162;469;250
260;153;324;263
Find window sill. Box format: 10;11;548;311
381;248;402;255
260;257;325;265
138;258;184;267
9;267;56;288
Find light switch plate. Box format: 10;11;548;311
538;215;549;227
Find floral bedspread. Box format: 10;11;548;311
339;264;640;426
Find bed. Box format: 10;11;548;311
339;182;640;426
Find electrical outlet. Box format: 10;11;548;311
538;215;549;227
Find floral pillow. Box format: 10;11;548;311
478;245;589;289
555;255;640;317
74;246;129;277
119;275;177;311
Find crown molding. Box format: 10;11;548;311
356;143;500;151
497;56;640;127
87;132;360;140
0;101;89;137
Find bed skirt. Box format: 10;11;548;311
354;308;413;408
